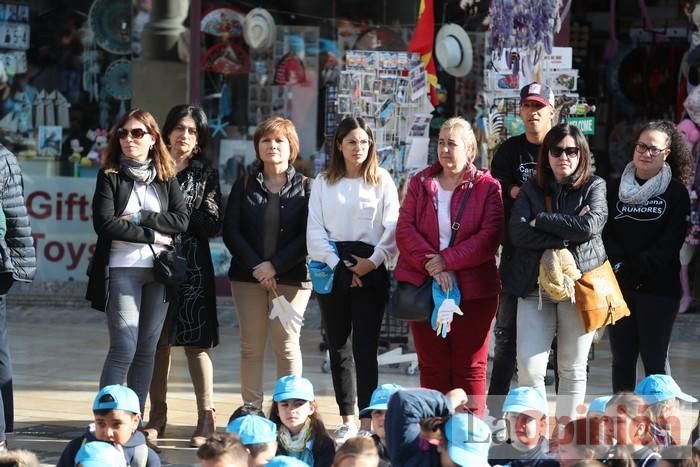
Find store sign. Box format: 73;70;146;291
24;175;95;281
566;116;596;135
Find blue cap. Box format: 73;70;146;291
502;387;548;417
227;415;277;445
445;413;492;467
634;374;698;404
266;455;309;466
359;384;402;416
93;385;140;414
588;396;612;414
75;441;127;467
273;375;314;402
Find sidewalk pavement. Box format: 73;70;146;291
4;292;700;466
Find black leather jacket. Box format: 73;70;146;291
503;175;608;297
223;166;309;284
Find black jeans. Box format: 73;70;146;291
487;291;518;417
609;291;677;393
0;296;12;440
318;282;386;417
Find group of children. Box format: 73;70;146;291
4;372;697;466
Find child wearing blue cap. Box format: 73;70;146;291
196;432;248;467
75;441;127;467
488;387;558;467
266;455;309;467
358;383;401;464
385;388;492;466
269;375;335;466
57;385;160;467
635;375;697;447
227;415;278;466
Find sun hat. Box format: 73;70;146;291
227;414;277;445
93;385;140;414
445;413;492;467
273;375;314;402
634;374;698;405
359;384;402;416
435;24;473;77
243;8;276;51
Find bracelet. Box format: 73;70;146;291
132;211;139;224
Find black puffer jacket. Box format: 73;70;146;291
0;145;36;293
503;175;608;297
223;165;309;284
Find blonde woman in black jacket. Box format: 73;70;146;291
223;116;311;409
87;109;188;413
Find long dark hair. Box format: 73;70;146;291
102;109;175;180
162;104;210;155
269;401;333;457
635;120;691;184
536;123;593;191
325;117;379;185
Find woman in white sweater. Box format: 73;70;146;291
307;117;399;442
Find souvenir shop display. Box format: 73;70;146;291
88;0;130;55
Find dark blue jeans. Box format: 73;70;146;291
0;295;12;441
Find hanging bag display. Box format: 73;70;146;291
389;181;473;322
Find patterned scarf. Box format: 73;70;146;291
618;161;672;205
120;155;157;184
278;418;315;465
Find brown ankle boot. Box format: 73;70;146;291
143;402;167;440
190;409;216;447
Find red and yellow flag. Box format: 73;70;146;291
407;0;438;106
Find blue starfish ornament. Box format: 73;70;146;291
209;116;229;137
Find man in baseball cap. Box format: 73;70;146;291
520;82;556;107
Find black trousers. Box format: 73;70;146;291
609;291;677;393
487;291;518;418
0;296;12;439
318;283;386;417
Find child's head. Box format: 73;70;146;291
75;441;127;467
226;415;278;465
501;386;548;451
634;375;695;430
92;385;140;446
196;433;248;467
228;403;266;425
358;383;402;440
421;413;491;467
333;436;380;467
271;375;316;434
588;396;612;418
603;393;653;447
555;418;608;467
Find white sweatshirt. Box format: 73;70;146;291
307;167;399;269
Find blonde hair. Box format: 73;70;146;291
333;436;379;466
440;117;477;162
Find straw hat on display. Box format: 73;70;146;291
243;8;276;51
435;23;473;77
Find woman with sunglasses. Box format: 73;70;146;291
506;123;607;425
144;105;222;447
603;121;691;393
86;109;188;413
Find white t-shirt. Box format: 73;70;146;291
307;167;400;268
436;183;454;250
110;182;165;268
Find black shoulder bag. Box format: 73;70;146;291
389;181;473;322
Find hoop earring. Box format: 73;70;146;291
193;144;200;154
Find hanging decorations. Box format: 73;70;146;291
488;0;564;72
208;116;229;138
201;7;245;37
201;41;250;76
81;27;100;102
88;0;131;55
103;58;131;117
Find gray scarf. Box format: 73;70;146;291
120;155;157;184
618;161;672;205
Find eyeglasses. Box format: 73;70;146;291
635;142;668;157
117;128;150;140
549;146;580;158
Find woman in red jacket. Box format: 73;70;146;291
395;117;504;417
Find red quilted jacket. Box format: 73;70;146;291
394;163;504;301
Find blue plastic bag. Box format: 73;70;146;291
308;242;338;294
430;274;462;335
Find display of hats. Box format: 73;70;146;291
201;7;245;37
435;24;473;77
201;41;251;76
243;8;276;51
88;0;131;55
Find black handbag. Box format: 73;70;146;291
149;243;187;287
388;181;473;322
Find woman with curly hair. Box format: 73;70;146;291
603;121;691;393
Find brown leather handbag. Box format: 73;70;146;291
574;260;631;332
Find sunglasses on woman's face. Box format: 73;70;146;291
549;146;580;158
117;128;150;140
